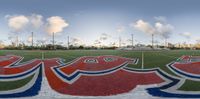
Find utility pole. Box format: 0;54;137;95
67;36;70;49
119;36;121;48
31;32;33;49
152;34;154;49
52;32;55;50
16;35;19;47
165;38;168;48
131;33;134;49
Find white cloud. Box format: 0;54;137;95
195;37;200;43
27;36;33;43
93;33;111;47
46;16;69;35
154;16;167;23
116;25;125;33
99;33;110;41
71;37;84;46
132;17;174;39
6;14;44;32
132;20;155;35
94;39;101;45
29;14;43;29
155;22;174;39
6;14;70;38
180;32;191;39
8;15;29;32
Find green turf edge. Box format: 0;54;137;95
0;74;34;91
178;80;200;91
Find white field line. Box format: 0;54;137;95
42;52;44;60
142;52;144;69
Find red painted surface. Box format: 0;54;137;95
181;56;190;61
0;55;41;75
174;62;200;75
0;56;21;68
0;55;166;96
0;60;41;74
43;56;164;96
43;59;70;94
59;56;134;75
60;70;164;96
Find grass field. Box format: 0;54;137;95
0;49;200;91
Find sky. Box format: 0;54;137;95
0;0;200;46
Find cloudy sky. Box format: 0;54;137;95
0;0;200;46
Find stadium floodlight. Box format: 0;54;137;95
119;37;121;48
165;38;168;48
52;32;55;50
31;32;33;49
152;34;154;49
67;36;70;49
131;34;134;49
16;35;19;47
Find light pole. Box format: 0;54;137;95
131;33;134;49
16;35;19;47
152;34;154;49
52;32;55;50
31;32;33;49
67;36;70;49
119;37;121;48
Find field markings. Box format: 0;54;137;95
1;54;200;98
166;56;200;81
142;52;144;69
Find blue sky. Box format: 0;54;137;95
0;0;200;46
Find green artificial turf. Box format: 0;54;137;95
0;74;34;91
178;80;200;91
0;49;200;91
